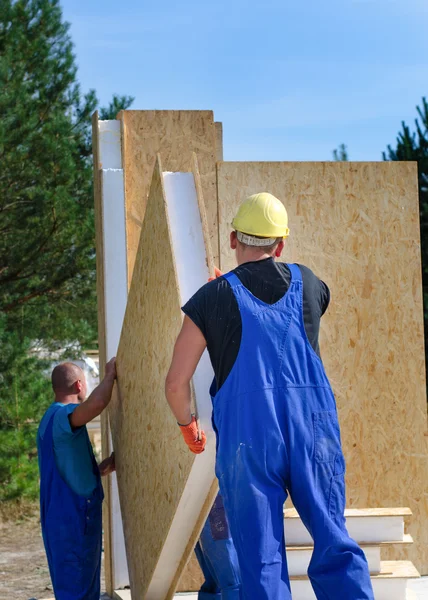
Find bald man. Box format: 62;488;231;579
37;358;116;600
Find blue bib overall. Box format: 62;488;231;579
38;404;103;600
211;266;374;600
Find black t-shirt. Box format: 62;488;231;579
182;258;330;391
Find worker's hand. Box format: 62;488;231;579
208;267;223;282
99;452;115;476
105;357;117;380
179;415;207;454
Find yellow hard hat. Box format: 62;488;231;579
232;192;290;239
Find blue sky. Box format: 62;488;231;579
61;0;428;161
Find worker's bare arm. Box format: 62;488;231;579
165;316;207;425
70;358;117;428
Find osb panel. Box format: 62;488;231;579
119;110;218;279
217;161;428;573
111;158;216;598
177;555;204;591
215;122;223;162
92;111;113;595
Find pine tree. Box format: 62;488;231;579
332;143;349;161
383;98;428;359
0;0;133;346
0;314;52;501
0;0;133;501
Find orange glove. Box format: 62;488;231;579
208;267;223;282
179;415;207;454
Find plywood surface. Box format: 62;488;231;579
112;160;188;597
217;161;428;573
118;110;218;279
177;555;204;592
111;158;217;598
215;122;223;162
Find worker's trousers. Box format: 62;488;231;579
195;494;242;599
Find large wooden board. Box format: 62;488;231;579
217;161;428;572
112;157;217;598
118;110;219;279
95;110;219;592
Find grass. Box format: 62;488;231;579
0;499;39;523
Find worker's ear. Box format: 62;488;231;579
75;380;83;394
275;240;285;258
230;231;238;250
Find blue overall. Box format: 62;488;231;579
195;494;242;599
37;404;103;600
211;266;374;600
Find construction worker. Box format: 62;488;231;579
165;193;374;599
37;359;117;600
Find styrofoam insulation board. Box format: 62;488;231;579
99;154;129;583
99;120;122;169
286;545;380;577
102;169;128;358
285;515;405;546
291;578;408;600
144;172;216;599
162;171;215;430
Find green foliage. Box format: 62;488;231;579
0;314;52;501
0;0;133;502
332;143;349;161
0;0;133;347
99;94;134;120
383;98;428;359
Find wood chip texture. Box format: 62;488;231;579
119;110;218;279
217;161;428;573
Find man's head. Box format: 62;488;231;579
51;362;87;402
230;192;289;264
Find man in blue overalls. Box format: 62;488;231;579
37;358;117;600
166;193;374;599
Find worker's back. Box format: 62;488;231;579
37;402;98;498
182;257;330;392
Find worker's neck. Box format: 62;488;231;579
55;393;81;405
237;251;274;266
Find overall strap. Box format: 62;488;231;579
223;272;242;289
40;404;62;448
287;263;302;283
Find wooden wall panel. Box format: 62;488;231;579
118;110;218;279
215;122;224;161
113;110;219;594
112;159;186;598
177;555;204;591
217;161;428;572
111;158;217;598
